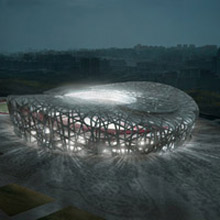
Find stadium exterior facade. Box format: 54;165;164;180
7;82;199;155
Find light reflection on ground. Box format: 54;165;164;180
0;115;220;220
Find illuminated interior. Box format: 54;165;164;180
7;82;199;155
63;89;137;104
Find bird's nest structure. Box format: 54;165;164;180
7;82;199;155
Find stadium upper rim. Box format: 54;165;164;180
7;81;199;155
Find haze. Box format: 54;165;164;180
0;0;220;52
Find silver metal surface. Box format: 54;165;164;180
7;82;199;155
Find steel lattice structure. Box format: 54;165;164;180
7;82;199;155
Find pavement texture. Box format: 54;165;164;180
0;115;220;220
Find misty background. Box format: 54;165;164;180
0;0;220;118
0;0;220;52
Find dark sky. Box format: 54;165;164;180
0;0;220;52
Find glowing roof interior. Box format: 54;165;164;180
7;81;199;155
63;89;137;104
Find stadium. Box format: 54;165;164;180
7;82;199;155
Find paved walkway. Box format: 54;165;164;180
0;115;220;220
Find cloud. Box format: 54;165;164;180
0;0;220;52
1;0;120;9
3;0;43;6
2;0;101;7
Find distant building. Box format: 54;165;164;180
189;44;196;49
178;68;201;78
186;58;214;72
79;57;100;77
136;61;167;72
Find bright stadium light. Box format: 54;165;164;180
7;81;199;155
63;89;137;104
